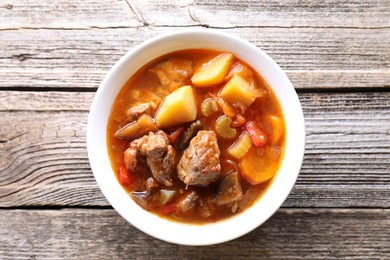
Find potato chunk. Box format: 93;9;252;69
218;74;255;107
155;85;198;128
191;53;234;87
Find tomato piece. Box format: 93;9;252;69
159;203;177;215
245;121;268;147
168;127;185;144
118;166;131;186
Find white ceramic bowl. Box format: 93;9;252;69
87;30;305;246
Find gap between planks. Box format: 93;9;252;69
1;0;389;30
1;25;390;31
0;86;389;94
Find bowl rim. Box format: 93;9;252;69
87;29;305;246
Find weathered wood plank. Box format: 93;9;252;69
0;91;389;207
0;0;139;29
288;70;389;89
2;69;389;91
131;0;390;29
0;110;107;206
0;208;388;259
0;91;93;111
0;27;389;90
1;0;389;29
2;27;386;71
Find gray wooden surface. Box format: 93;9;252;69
0;0;389;259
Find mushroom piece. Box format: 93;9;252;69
175;120;202;150
130;191;149;209
115;114;158;140
215;171;243;206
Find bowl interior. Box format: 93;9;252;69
87;30;305;246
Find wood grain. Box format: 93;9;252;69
0;110;106;206
0;91;93;111
1;27;388;90
129;0;390;29
0;0;139;29
0;91;389;207
1;0;389;29
2;69;388;91
0;208;389;259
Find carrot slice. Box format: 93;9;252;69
266;115;284;145
239;146;278;185
215;97;237;118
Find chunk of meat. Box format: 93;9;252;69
177;191;199;213
124;131;177;186
149;58;193;91
138;131;177;186
145;177;159;192
177;131;221;186
124;141;139;171
146;145;176;187
137;130;168;157
126;102;156;121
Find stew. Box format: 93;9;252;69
107;49;285;224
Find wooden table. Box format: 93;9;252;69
1;0;389;259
